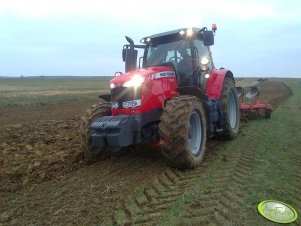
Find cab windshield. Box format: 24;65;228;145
144;39;194;86
145;40;191;68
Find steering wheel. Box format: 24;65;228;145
168;56;182;63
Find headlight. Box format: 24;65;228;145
122;75;144;88
186;28;194;37
179;30;185;35
110;83;116;89
201;57;209;65
201;57;210;70
115;72;122;77
179;28;194;37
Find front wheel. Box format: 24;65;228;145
79;100;127;163
159;96;207;169
219;77;240;139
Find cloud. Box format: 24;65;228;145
0;0;291;20
1;0;299;33
1;0;301;77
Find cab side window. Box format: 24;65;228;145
194;40;212;70
194;40;213;87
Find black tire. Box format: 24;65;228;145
80;100;111;163
79;100;128;164
159;96;207;169
219;77;240;139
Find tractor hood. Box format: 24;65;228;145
110;66;175;86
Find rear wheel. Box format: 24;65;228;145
220;77;240;139
159;96;207;169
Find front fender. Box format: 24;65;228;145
206;69;234;99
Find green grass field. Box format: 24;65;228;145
0;76;111;107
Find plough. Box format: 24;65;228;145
236;86;273;119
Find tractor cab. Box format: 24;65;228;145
122;26;216;90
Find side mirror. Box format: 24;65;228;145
200;30;214;46
115;71;122;77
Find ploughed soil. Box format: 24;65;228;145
0;80;293;225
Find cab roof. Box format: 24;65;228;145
141;27;205;45
148;27;201;39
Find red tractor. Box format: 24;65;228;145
80;25;240;169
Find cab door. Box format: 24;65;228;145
193;40;214;90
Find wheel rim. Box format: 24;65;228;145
188;110;202;156
228;89;238;129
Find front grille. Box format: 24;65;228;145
111;86;142;108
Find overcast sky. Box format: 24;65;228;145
0;0;301;77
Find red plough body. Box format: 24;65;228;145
237;86;273;119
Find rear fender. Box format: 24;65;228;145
206;69;234;99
